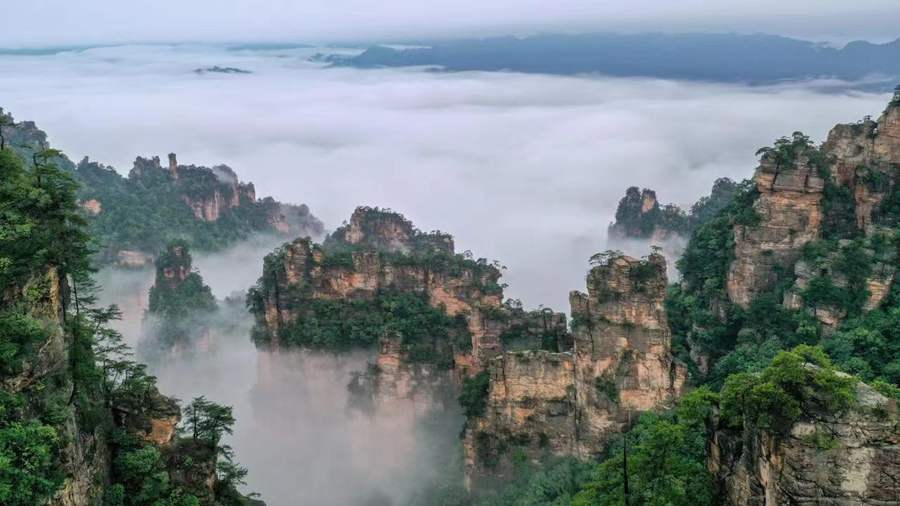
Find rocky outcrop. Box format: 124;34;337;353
570;253;687;446
607;179;739;276
727;97;900;309
463;350;577;486
349;334;461;417
140;243;218;360
784;238;897;328
129;154;257;223
251;207;510;365
115;249;155;269
710;380;900;505
80;198;102;215
823;100;900;231
114;391;182;446
726;150;825;308
608;187;687;242
463;253;686;486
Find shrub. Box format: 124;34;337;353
720;345;856;431
459;371;491;419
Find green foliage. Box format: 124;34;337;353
611;178;738;241
677;179;758;302
627;261;658;293
275;291;470;366
459;371;491;419
74;158;317;263
144;242;218;356
182;396;235;446
0;420;64;506
0;312;52;376
720;345;857;431
148;243;217;319
755;131;829;177
573;396;716;506
801;239;873;318
687;178;739;231
474;457;595;506
823;306;900;384
0;147;91;294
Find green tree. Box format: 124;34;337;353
0;421;63;506
182;396;235;446
720;345;856;431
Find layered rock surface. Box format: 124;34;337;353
251;207;509;363
727;99;900;309
726;150;826;307
710;380;900;505
463;253;686;486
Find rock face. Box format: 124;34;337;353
726;150;825;308
2;267;111;506
710;380;900;505
463;253;686;486
727;99;900;309
141;243;218;360
251;207;508;365
607;179;738;276
129;154;257;223
570;253;687;444
783;239;897;328
608;187;687;242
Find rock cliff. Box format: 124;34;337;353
607;179;739;275
249;207;514;366
2;107;324;266
141;243;218;360
463;252;686;486
248;207;570;437
1;261;234;505
130;154;258;223
710;379;900;505
727;96;900;310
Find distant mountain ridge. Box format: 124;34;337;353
328;32;900;86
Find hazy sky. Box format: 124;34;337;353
3;1;900;47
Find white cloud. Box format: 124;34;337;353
1;45;890;310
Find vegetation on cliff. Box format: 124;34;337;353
247;207;535;370
458;94;900;505
608;178;739;240
0;144;255;505
141;242;219;360
0;110;323;266
270;290;471;364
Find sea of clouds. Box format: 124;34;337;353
0;43;890;309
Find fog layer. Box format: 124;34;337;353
3;45;887;309
97;238;461;505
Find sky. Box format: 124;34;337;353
0;45;889;310
2;1;900;47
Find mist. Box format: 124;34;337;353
3;44;889;310
94;235;462;505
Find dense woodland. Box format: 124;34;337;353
0;110;322;265
0;145;255;505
